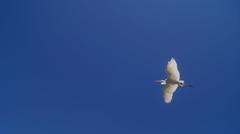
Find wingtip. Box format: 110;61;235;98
164;100;172;104
168;57;176;63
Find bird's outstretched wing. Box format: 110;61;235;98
166;58;180;81
163;84;178;103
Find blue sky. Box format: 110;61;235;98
1;0;240;134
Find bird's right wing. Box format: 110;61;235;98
166;58;180;81
163;84;178;103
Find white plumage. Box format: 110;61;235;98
155;57;188;103
165;58;180;82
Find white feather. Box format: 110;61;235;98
165;57;180;82
163;58;180;103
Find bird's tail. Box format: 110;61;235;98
154;80;166;85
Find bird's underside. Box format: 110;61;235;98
162;57;181;103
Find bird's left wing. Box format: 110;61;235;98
163;84;178;103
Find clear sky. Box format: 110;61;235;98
1;0;240;134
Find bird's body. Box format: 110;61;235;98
155;57;190;103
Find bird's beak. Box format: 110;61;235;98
185;84;193;87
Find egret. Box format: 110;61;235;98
155;57;192;103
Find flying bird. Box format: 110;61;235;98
155;57;192;103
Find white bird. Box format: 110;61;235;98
155;57;192;103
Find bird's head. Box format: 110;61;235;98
179;80;193;87
178;80;184;87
